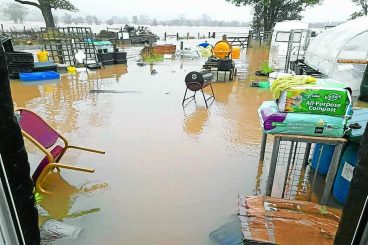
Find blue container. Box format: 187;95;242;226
19;71;60;82
311;144;335;175
333;142;359;204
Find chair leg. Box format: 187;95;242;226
201;89;208;108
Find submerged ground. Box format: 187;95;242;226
11;46;275;244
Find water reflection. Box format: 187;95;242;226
38;172;108;224
183;107;210;136
10;65;128;133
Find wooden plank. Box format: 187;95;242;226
337;59;368;65
273;134;347;143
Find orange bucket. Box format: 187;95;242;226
231;47;241;59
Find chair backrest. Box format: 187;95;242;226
17;109;59;149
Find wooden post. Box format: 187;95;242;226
187;32;189;40
180;41;183;51
335;124;368;245
176;33;179;41
1;24;3;33
164;32;167;41
198;33;200;39
248;30;253;48
208;32;211;38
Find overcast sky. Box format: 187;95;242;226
71;0;360;22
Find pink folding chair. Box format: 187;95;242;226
15;108;105;194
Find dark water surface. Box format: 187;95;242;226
11;47;273;245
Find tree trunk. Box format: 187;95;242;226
40;4;55;28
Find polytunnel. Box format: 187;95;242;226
305;16;368;96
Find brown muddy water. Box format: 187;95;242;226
11;47;273;245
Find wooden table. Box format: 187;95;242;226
260;132;348;205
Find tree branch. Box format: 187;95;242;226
14;0;40;8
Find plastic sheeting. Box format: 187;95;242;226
305;16;368;96
238;196;341;245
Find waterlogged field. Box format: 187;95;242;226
11;46;275;244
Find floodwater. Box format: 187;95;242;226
11;46;274;245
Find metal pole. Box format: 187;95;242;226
321;142;345;204
259;132;268;162
310;144;324;202
0;155;23;245
266;136;281;196
302;143;312;166
281;142;295;198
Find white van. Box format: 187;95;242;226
269;21;310;71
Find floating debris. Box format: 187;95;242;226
137;61;147;67
41;219;82;244
151;69;158;75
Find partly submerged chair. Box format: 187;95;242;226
15;108;105;194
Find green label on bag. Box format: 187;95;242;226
284;89;349;116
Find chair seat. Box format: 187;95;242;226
32;145;64;181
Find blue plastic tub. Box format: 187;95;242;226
333;142;359;204
19;71;60;82
311;144;335;175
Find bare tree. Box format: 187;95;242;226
2;3;29;23
85;15;94;25
13;0;78;27
62;13;72;24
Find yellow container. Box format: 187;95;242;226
213;40;232;59
231;47;241;59
37;50;49;62
67;66;76;73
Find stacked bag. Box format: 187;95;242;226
258;75;353;138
